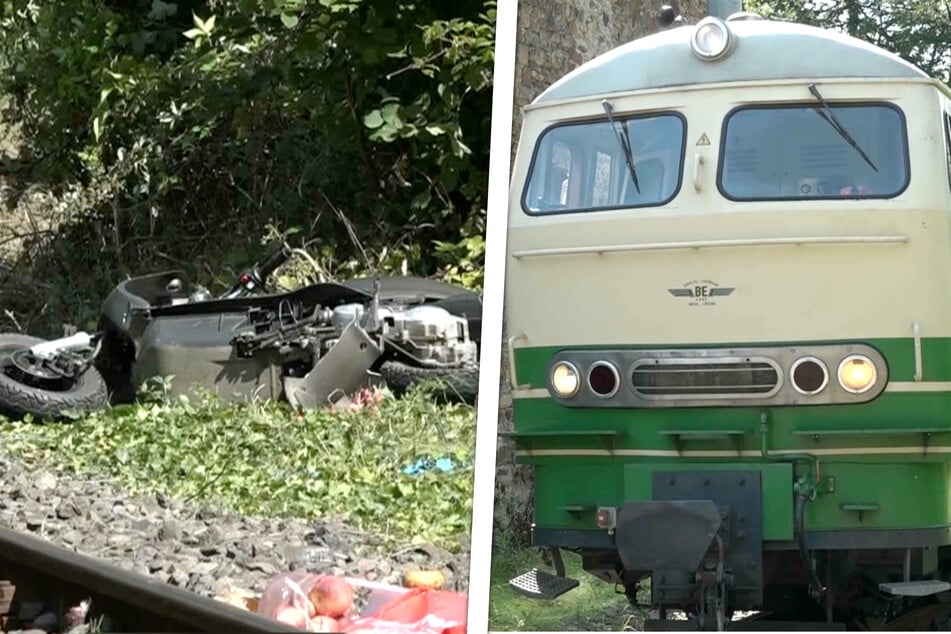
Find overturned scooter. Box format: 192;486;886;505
0;243;481;419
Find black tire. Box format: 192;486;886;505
0;333;108;420
379;360;479;404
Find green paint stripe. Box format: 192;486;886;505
513;337;951;387
509;392;951;452
531;461;951;534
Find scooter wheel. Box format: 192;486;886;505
379;361;479;405
0;333;108;420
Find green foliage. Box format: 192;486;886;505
0;0;494;334
0;385;476;551
434;234;485;291
489;530;645;631
747;0;950;85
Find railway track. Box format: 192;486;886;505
0;525;300;633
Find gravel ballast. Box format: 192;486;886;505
0;452;470;624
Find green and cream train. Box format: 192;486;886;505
502;1;951;630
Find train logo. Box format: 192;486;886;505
667;280;735;306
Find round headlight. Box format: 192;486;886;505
587;361;621;398
791;357;829;395
550;361;581;398
837;355;877;394
690;17;734;60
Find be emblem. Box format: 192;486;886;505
667;280;735;307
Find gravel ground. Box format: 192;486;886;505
0;451;470;612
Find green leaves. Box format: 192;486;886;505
749;0;950;84
0;0;493;342
0;387;476;551
183;13;216;42
364;101;406;142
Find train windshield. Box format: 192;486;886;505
522;113;686;214
720;103;908;200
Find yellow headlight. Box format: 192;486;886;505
551;361;581;398
837;355;877;394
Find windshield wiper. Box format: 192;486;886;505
808;84;878;173
601;99;641;194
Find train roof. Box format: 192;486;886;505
534;19;929;104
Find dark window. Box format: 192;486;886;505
719;103;908;200
522;113;686;215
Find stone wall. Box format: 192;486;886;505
493;0;705;539
510;0;704;143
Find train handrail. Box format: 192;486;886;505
511;234;910;259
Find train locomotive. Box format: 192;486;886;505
501;1;951;629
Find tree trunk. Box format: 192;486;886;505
498;0;709;540
845;0;861;36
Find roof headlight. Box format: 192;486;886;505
690;17;734;61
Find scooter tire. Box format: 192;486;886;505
379;361;479;405
0;333;108;420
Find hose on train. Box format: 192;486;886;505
759;412;826;601
795;491;827;601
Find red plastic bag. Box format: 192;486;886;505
344;588;467;634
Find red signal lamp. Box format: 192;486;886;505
596;506;617;530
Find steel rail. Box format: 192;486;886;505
0;525;299;633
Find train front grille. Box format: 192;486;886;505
631;359;781;399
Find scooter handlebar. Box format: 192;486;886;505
255;243;293;281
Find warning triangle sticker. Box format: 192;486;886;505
696;133;711;146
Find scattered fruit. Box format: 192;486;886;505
336;614;353;629
403;570;445;590
308;576;353;618
275;605;309;629
309;615;341;632
217;588;258;612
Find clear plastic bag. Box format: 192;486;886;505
257;571;326;630
256;573;466;634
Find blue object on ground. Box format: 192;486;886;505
402;456;458;476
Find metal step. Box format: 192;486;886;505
508;568;580;600
879;580;951;597
645;618;846;631
645;618;703;631
729;620;846;631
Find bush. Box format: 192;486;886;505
0;0;494;334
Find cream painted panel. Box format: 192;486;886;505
505;80;951;347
